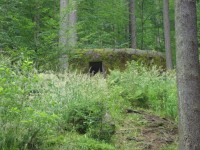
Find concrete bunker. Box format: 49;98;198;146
69;49;166;74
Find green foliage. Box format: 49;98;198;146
38;73;116;142
0;56;59;149
0;56;178;149
108;61;177;119
0;0;178;70
0;57;117;149
0;0;182;149
64;101;105;134
75;136;116;150
0;0;60;70
77;0;129;48
160;143;178;150
42;133;116;150
54;74;116;142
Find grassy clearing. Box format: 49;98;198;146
0;57;178;149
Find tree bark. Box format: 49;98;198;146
163;0;173;70
34;4;40;69
155;0;162;51
59;0;77;71
140;0;144;49
68;0;77;47
175;0;200;149
59;0;69;71
59;0;68;48
129;0;136;48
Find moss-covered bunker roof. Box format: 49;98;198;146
69;49;166;73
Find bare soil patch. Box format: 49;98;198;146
113;109;178;150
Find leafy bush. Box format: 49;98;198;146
0;56;177;149
0;57;60;149
52;74;116;142
64;101;105;134
0;56;116;149
39;73;116;142
108;61;177;119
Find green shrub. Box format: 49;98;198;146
0;64;116;148
0;55;118;149
0;57;60;149
42;133;116;150
0;56;177;149
61;90;116;142
64;101;105;134
76;136;116;150
88;121;115;142
108;61;177;119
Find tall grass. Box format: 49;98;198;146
108;61;178;120
0;56;115;149
0;57;178;149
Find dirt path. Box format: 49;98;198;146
113;109;178;150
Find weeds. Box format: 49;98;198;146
108;61;177;120
0;57;116;149
0;57;178;149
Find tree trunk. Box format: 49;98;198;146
59;0;69;71
175;0;200;149
163;0;173;70
59;0;68;48
140;0;144;49
129;0;136;48
155;0;162;51
34;4;40;69
68;0;77;47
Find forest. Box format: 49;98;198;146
0;0;200;150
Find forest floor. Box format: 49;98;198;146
113;109;178;150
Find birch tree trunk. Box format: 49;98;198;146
68;0;77;47
59;0;68;71
129;0;136;48
163;0;173;70
59;0;77;71
59;0;68;48
175;0;200;149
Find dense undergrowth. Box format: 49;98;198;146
108;61;177;119
0;56;177;150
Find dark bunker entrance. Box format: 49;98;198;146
89;62;103;75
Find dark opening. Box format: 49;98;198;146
89;62;103;75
